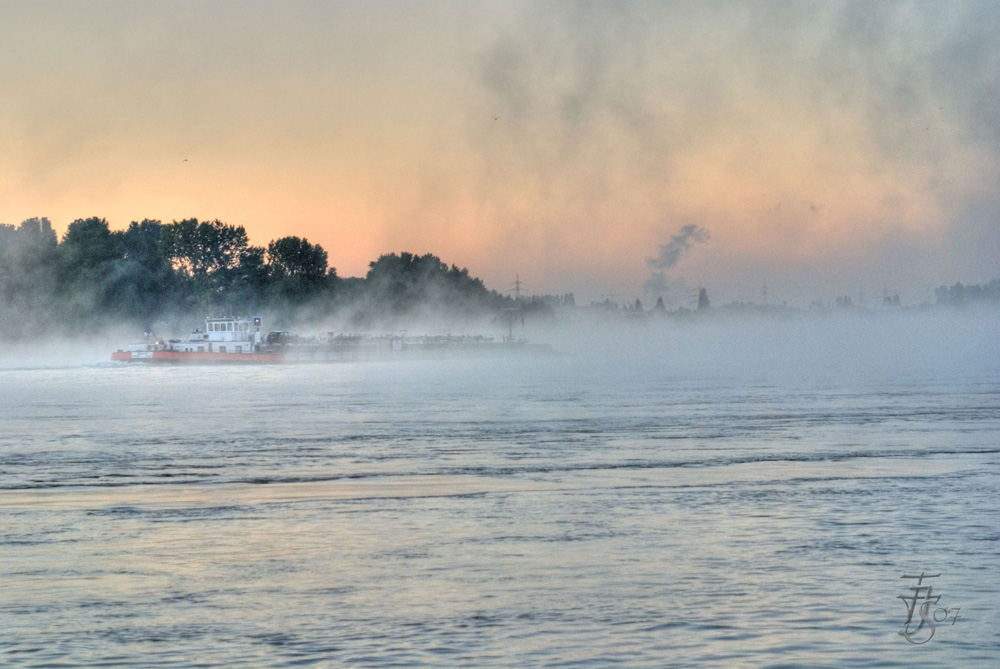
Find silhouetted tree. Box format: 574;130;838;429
697;287;710;311
114;220;178;323
0;218;59;337
57;218;131;322
266;236;330;303
229;245;270;311
60;217;121;276
162;218;249;279
161;218;250;310
363;252;502;317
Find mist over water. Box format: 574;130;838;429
539;306;999;381
1;309;998;666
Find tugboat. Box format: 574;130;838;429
112;317;283;363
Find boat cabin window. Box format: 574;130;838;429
205;320;252;332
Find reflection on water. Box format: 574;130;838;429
1;357;998;667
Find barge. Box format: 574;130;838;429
113;318;552;364
112;317;283;363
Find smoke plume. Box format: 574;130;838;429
647;224;710;270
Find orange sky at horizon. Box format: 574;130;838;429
2;1;998;305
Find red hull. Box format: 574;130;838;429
112;350;283;364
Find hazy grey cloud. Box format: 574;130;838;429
475;1;1000;183
473;1;1000;296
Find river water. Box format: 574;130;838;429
1;316;998;666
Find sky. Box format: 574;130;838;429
1;0;998;306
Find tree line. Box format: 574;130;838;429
934;280;1000;306
0;217;516;339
